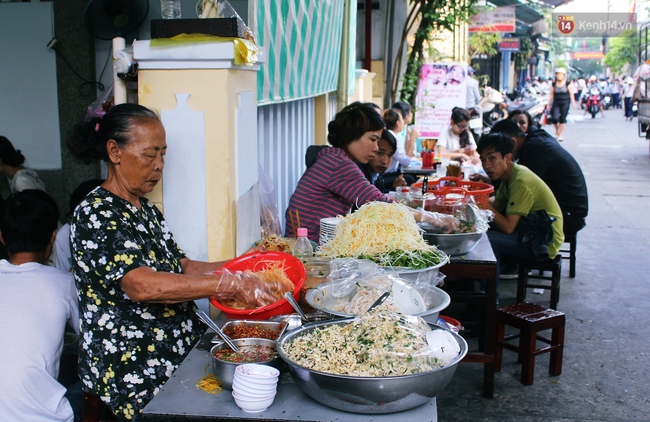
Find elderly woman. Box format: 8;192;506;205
68;104;277;421
284;102;391;242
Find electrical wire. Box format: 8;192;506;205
52;44;107;96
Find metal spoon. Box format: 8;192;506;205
367;292;391;313
196;310;239;352
284;291;309;323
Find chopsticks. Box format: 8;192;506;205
288;209;301;238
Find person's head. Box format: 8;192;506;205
363;102;383;116
508;109;534;135
69;103;165;198
467;66;475;76
489;118;526;158
589;75;597;83
449;107;472;147
554;68;567;81
67;179;105;218
383;109;405;133
0;136;26;172
367;130;397;174
476;133;515;181
328;102;385;164
0;189;59;257
391;101;414;124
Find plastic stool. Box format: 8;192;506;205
516;255;562;310
495;302;565;386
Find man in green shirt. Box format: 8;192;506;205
477;133;564;274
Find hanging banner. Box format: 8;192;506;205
469;6;516;33
414;63;468;139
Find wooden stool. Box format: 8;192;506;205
495;302;565;386
83;392;118;422
516;255;562;309
559;232;577;278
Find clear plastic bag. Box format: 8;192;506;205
196;0;257;43
325;258;379;298
85;83;114;121
258;163;281;239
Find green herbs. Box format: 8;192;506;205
358;249;447;269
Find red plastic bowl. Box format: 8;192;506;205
209;251;306;320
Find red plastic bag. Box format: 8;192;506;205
541;110;548;125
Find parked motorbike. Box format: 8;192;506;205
479;87;507;130
467;105;484;139
585;87;602;118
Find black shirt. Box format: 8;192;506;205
518;127;588;217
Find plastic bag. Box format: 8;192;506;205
212;268;283;308
197;0;257;43
85;83;114;121
258;163;282;239
325;258;379;298
409;207;460;234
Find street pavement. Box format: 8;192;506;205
436;106;650;422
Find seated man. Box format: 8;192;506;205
477;134;564;277
358;129;399;193
0;190;81;422
489;118;588;236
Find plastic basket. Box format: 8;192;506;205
412;177;493;209
209;251;306;320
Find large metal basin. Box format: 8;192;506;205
277;319;467;414
423;230;484;256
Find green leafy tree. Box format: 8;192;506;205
393;0;480;107
468;32;502;58
604;30;639;74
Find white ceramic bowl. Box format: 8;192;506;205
232;387;276;401
235;363;280;379
232;379;277;397
232;391;276;413
232;374;278;391
233;371;278;386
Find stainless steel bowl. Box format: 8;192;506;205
423;230;484;256
211;320;287;343
305;283;450;324
210;338;283;389
277;319;467;414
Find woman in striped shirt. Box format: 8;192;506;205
285;102;392;243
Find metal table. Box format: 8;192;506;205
142;334;438;422
440;232;497;399
400;165;437;176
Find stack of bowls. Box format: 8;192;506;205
319;217;344;245
232;364;280;413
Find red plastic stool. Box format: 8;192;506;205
495;302;565;386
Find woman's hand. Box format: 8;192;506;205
214;269;279;308
392;174;407;188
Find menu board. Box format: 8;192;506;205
414;63;468;139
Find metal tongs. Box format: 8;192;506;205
196;310;240;352
367;291;391;313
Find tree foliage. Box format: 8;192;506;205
604;30;639;74
393;0;479;107
469;32;502;58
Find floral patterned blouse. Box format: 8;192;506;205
70;187;202;421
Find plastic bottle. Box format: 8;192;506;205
293;228;314;258
161;0;181;19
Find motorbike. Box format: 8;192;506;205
479;86;507;131
467;105;484;139
585;87;602;118
602;94;612;110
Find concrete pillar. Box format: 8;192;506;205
133;41;263;263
